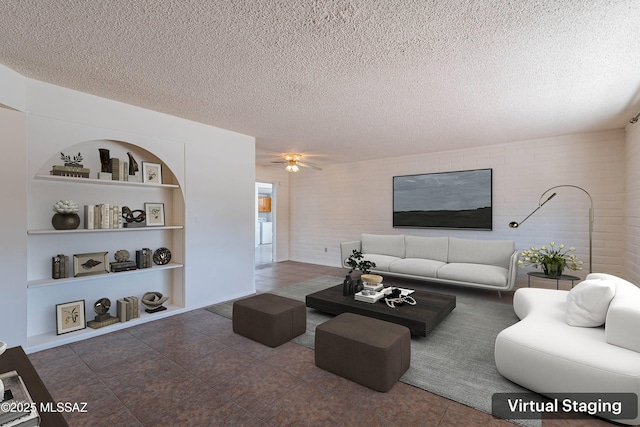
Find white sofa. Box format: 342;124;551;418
340;233;519;292
495;273;640;425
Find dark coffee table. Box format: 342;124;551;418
0;346;69;426
305;285;456;336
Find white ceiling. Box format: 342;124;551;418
1;1;639;167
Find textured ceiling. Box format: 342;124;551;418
1;1;639;167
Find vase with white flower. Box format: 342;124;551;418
518;242;583;277
51;200;81;230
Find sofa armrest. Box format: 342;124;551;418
506;250;519;290
340;241;361;268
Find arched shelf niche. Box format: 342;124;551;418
26;138;186;352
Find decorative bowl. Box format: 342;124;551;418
361;274;383;285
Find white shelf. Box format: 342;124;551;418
34;173;179;188
27;263;184;288
26;304;185;353
27;225;183;235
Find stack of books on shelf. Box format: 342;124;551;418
51;254;70;279
84;204;123;229
87;315;120;329
135;248;153;269
117;296;140;322
0;370;40;427
50;164;90;178
110;158;129;181
109;260;137;273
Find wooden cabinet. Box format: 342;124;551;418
258;196;272;212
26;140;185;352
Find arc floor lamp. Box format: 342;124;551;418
509;185;593;273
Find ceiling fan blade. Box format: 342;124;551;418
297;161;322;171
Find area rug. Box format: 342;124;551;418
206;275;540;427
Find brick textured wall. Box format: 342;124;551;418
289;130;626;287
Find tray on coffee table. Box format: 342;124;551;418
305;285;456;336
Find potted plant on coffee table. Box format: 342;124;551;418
343;250;376;295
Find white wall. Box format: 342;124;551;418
288;130;626;286
0;64;26;110
0;66;256;348
0;107;27;347
625;122;640;283
256;165;290;262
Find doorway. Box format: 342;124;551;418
256;182;274;265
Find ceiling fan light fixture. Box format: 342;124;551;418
285;160;299;172
284;153;301;172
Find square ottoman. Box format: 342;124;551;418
232;293;306;347
315;312;411;392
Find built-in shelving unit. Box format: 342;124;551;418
26;139;185;352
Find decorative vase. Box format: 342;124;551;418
343;275;354;296
542;261;564;277
354;279;364;294
51;213;81;230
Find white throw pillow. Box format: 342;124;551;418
565;279;615;327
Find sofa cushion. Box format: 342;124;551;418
361;254;401;272
565;279;615;327
602;276;640;353
404;235;448;263
447;237;514;269
437;263;509;287
361;233;405;258
389;258;445;278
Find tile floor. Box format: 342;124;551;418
28;261;615;426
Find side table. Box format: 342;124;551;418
0;346;69;426
527;272;581;290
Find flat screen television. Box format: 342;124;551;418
393;168;492;230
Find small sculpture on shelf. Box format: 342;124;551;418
110;249;137;272
153;247;171;265
99;148;111;172
127;152;139;175
141;292;169;313
87;298;120;329
98;148;112;179
94;298;111;320
122;206;146;228
51;200;80;230
50;152;90;178
61;152;83;167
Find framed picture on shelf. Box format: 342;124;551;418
56;300;86;335
145;202;165;226
73;252;109;277
142;162;162;184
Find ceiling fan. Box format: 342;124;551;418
271;153;322;172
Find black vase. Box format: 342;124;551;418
51;213;80;230
354;279;364;294
343;275;354;296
